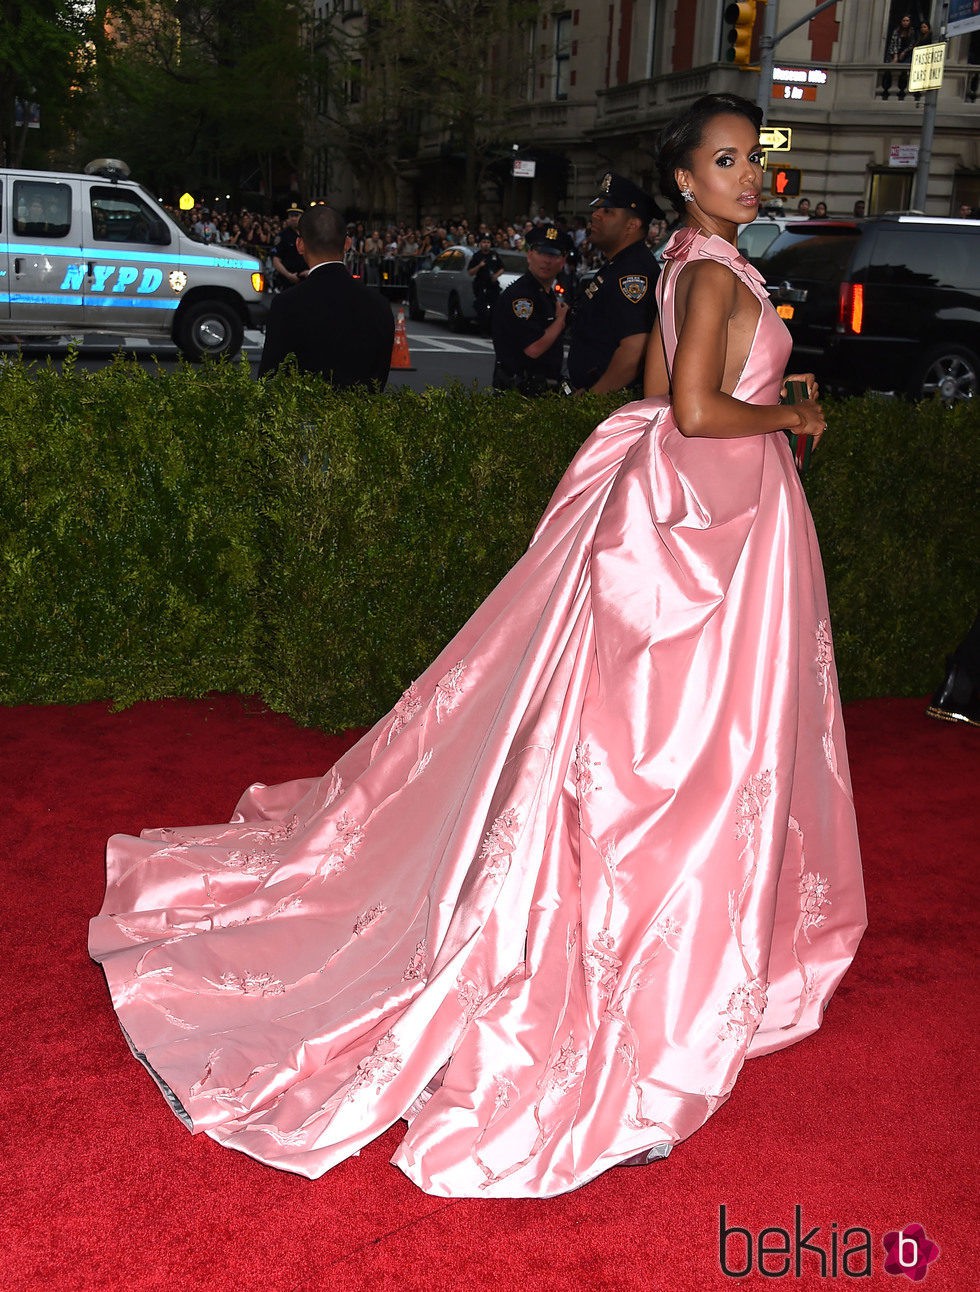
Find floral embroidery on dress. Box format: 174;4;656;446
479;808;520;878
214;970;286;996
735;770;773;840
319;769;344;810
255;1125;311;1148
220;850;277;877
815;619;833;698
353;903;386;936
435;661;466;721
457;977;485;1022
582;928;622;1001
403;939;427;980
319;811;364;875
544;1036;586;1095
800;872;832;939
347;1031;402;1096
246;815;299;846
573;741;599;797
387;682;423;743
719;977;769;1041
188;1049;222;1096
653;915;683;945
161;1007;196;1031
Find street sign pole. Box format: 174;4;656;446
911;0;951;212
756;0;845;116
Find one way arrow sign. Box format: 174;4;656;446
760;127;792;152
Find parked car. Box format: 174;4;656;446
762;215;980;403
409;246;527;330
737;213;809;264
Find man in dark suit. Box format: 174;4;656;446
258;204;395;387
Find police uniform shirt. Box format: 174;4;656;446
272;225;305;277
491;271;564;383
470;248;503;286
567;239;658;390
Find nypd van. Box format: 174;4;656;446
0;160;268;359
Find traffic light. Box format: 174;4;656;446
771;167;802;197
723;1;757;68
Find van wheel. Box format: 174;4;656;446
176;300;244;361
408;285;426;322
915;345;978;405
447;293;468;334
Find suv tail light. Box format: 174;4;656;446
838;282;864;334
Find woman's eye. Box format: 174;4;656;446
716;156;733;167
749;151;764;165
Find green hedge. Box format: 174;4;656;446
1;352;976;728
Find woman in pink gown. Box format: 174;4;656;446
90;95;865;1198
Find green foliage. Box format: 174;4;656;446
805;394;978;702
0;364;976;729
258;383;608;727
0;352;263;704
69;0;310;199
0;0;93;167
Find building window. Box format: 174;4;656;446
554;11;571;100
346;59;362;104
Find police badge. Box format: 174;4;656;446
512;298;534;319
619;274;648;302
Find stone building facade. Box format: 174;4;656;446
308;1;980;224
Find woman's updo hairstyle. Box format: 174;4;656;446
656;94;764;213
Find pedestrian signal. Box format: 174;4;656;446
723;1;758;68
772;167;802;197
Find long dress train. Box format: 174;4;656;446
90;228;866;1198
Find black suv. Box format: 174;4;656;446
762;216;980;403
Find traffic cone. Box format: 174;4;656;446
390;305;415;371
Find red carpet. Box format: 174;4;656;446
1;695;974;1290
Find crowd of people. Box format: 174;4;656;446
167;199;675;284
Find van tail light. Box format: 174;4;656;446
838;282;864;334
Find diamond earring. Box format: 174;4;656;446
681;187;695;203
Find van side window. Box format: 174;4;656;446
867;230;980;291
90;187;171;246
13;181;72;238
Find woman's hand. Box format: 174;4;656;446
791;397;826;450
781;372;820;402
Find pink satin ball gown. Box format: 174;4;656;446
90;226;866;1197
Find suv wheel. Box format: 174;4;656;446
915;344;978;405
176;300;244;361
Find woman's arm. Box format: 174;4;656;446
670;260;824;440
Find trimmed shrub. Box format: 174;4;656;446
0;352;263;704
1;353;976;728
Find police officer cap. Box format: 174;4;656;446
285;202;303;217
525;223;572;255
589;172;662;224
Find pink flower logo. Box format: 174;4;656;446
882;1224;940;1281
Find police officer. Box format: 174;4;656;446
491;223;572;395
271;203;307;290
468;234;504;328
567;173;660;394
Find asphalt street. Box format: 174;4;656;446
0;307;496;391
